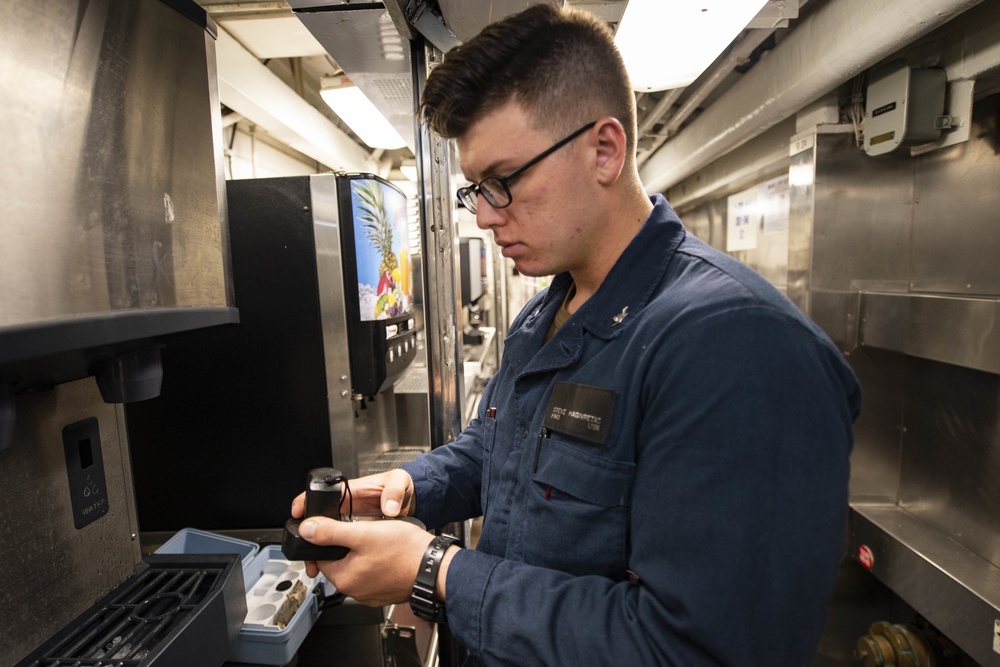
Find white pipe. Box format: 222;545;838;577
639;0;987;193
214;28;376;173
637;26;777;165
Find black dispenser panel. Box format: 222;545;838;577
62;417;109;529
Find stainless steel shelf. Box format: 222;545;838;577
857;292;1000;375
848;503;1000;665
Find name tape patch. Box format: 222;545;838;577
542;381;616;446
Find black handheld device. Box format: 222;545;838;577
281;467;352;562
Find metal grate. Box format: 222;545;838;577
365;447;426;475
393;366;428;394
19;555;244;667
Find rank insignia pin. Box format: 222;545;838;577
612;306;629;326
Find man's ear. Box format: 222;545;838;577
593;117;627;185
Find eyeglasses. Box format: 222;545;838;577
457;121;597;213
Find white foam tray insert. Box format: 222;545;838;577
243;556;318;628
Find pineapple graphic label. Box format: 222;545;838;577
351;179;412;321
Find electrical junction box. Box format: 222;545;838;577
864;59;946;156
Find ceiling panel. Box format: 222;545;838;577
220;14;328;58
437;0;627;41
293;6;417;151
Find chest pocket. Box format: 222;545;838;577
523;435;634;578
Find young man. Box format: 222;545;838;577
293;5;861;665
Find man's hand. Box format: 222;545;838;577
290;468;416;520
297;516;436;607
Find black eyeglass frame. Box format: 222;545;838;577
456;121;598;213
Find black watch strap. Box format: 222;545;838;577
411;534;460;622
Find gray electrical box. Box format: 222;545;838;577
864;59;946;156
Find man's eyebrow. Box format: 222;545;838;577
471;157;512;182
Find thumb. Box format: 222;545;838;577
299;516;359;549
381;469;414;517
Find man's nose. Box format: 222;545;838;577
475;197;504;229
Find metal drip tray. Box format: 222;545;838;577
17;554;247;667
365;447;426;475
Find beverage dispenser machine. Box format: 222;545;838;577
0;0;238;663
126;174;423;532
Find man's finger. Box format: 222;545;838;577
290;491;306;518
380;469;413;517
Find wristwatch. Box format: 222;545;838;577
411;533;460;622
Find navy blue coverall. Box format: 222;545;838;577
404;195;861;666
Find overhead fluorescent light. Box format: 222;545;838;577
615;0;769;92
320;75;406;150
399;164;418;181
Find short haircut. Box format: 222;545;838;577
419;3;637;157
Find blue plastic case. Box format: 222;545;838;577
156;529;330;665
156;527;260;571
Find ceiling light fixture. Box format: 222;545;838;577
400;164;418;181
319;75;406;150
615;0;770;92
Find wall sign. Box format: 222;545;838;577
725;174;790;251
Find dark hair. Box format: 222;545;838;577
419;4;636;156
